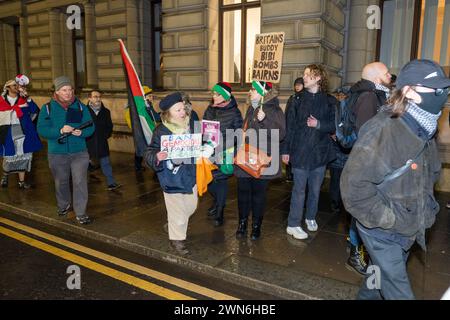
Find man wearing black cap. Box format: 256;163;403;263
341;59;450;300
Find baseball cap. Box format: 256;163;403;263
396;59;450;90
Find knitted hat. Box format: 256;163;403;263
159;92;183;111
142;85;153;96
212;82;232;101
15;74;30;86
54;76;73;91
252;80;273;96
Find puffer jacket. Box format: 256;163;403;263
234;91;286;180
281;90;337;170
144;121;196;194
340;110;441;250
203;96;243;179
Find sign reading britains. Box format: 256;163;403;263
252;32;285;83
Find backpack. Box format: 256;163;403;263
335;93;361;149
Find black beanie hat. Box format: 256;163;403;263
159;92;183;111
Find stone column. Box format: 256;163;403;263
84;1;98;87
19;16;30;75
345;0;380;84
126;0;140;76
49;8;63;79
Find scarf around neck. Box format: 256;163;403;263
405;101;441;136
162;116;190;134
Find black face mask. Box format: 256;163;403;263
417;89;449;114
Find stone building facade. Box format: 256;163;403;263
0;0;449;190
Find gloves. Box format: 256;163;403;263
201;143;215;158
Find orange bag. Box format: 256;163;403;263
234;119;272;179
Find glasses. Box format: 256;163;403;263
415;86;449;96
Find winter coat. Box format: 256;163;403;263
144;121;196;194
0;95;42;156
340;110;441;250
203;96;243;180
349;79;388;133
37;98;95;154
281;90;337;170
86;103;113;159
234;92;286;180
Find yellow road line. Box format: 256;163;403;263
0;225;194;300
0;217;238;300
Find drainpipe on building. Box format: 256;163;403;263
340;0;351;87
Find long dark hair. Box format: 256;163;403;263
386;87;411;117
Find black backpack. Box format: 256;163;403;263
335;93;361;149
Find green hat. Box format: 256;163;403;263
212;82;232;101
252;80;273;97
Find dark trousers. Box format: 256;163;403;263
134;154;143;169
356;223;415;300
329;167;342;207
237;177;270;223
208;178;228;208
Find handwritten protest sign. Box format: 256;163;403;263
252;32;285;83
161;133;202;160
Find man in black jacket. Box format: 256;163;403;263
282;64;337;240
86;90;121;191
344;62;392;275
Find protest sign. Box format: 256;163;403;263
252;32;285;83
201;120;221;147
161;133;202;160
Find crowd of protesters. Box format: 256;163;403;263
1;57;448;300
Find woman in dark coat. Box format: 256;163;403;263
234;81;286;240
202;82;243;227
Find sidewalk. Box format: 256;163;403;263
0;150;449;300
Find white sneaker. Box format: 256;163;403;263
305;219;318;232
286;226;308;240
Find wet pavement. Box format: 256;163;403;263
1;149;449;300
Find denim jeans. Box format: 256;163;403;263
356;223;415;300
288;166;326;227
99;156;116;186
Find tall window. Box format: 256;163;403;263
152;0;163;89
378;0;449;75
73;13;86;91
220;0;261;88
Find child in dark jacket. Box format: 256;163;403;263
144;92;198;256
202;82;243;227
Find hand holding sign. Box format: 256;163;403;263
157;151;168;161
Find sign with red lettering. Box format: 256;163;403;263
161;133;202;159
252;32;285;83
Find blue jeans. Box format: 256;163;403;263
99;156;116;186
288;166;326;227
356;223;415;300
349;217;362;246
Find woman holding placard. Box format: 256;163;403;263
144;92;198;256
202;82;243;227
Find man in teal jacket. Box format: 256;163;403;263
37;76;95;225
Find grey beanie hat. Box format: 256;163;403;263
54;76;73;91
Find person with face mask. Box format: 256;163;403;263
340;59;450;299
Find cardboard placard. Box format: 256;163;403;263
161;133;202;160
252;32;285;83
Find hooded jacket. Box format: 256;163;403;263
349;79;388;133
340;110;441;250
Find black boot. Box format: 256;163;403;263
207;204;217;218
235;218;248;239
1;175;8;188
213;206;225;227
346;244;368;276
250;222;262;241
331;200;341;214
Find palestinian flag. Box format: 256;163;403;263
118;39;156;155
